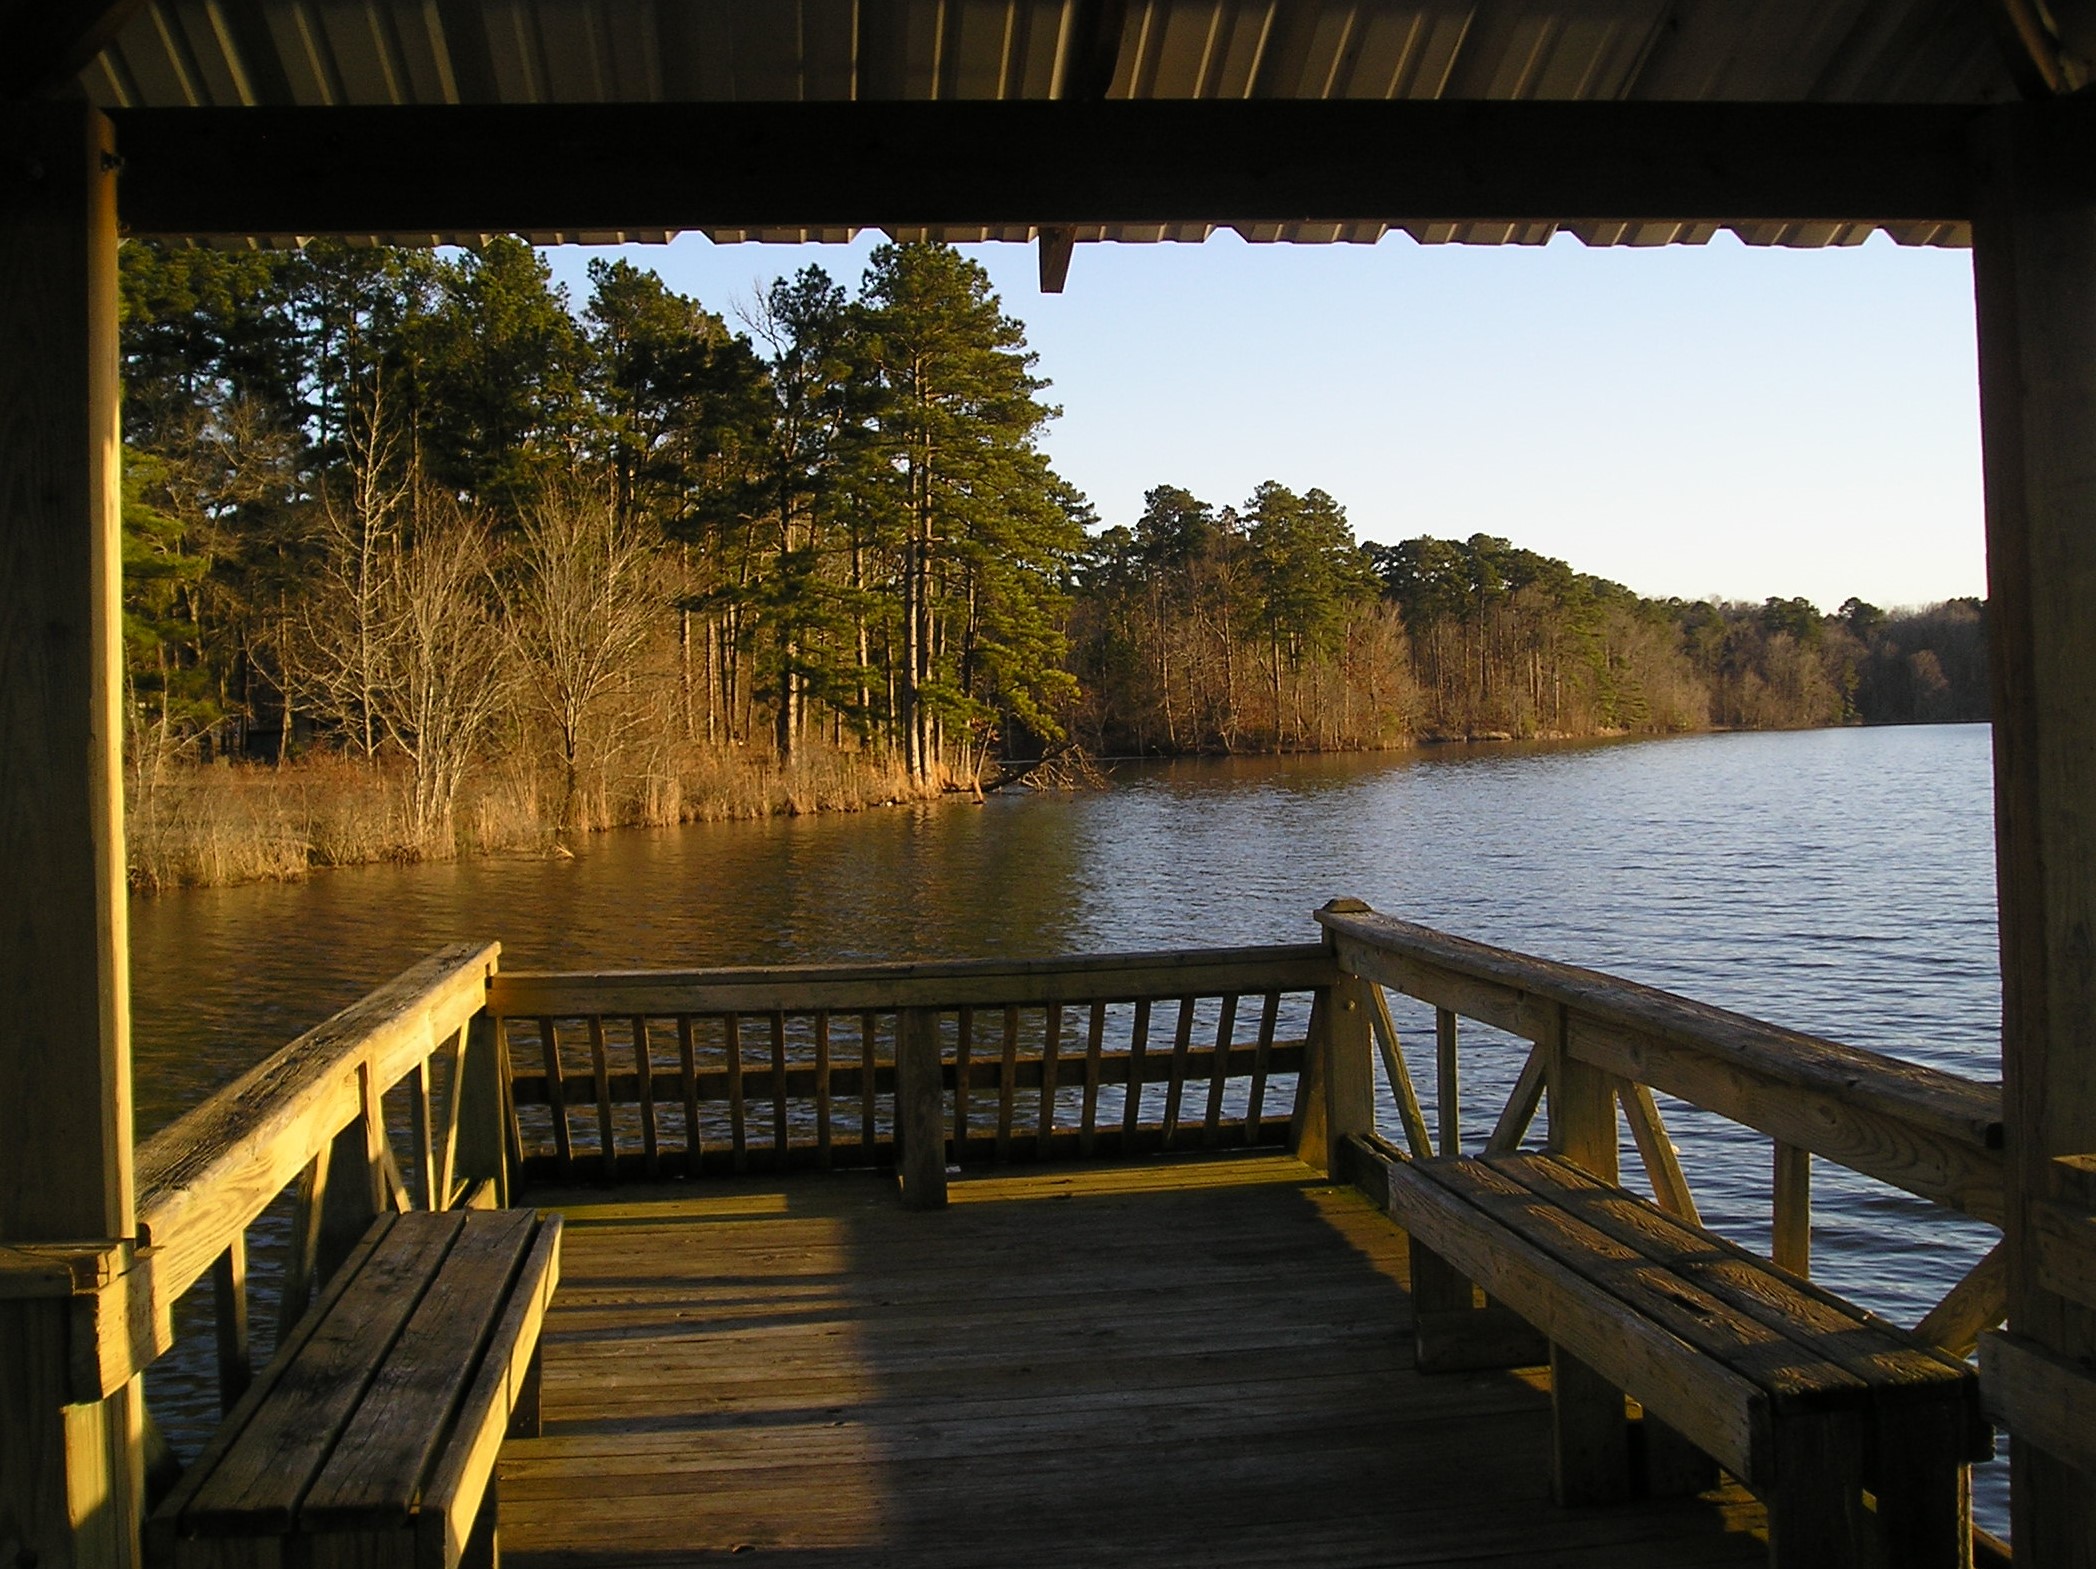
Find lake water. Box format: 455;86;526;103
131;722;2008;1526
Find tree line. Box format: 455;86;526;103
1070;494;1987;754
120;235;1989;875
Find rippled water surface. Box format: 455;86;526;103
132;723;2007;1522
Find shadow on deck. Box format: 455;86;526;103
500;1152;1764;1567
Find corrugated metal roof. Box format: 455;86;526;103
81;0;2012;248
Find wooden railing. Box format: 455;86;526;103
20;944;510;1434
485;945;1340;1200
1313;900;2009;1358
15;908;2037;1564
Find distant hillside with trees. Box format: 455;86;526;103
1069;489;1987;755
117;237;1988;887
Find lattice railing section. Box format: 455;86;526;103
487;947;1337;1182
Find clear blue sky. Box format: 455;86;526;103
542;231;1985;613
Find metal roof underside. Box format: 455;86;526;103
82;0;2016;249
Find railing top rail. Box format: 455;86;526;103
135;941;499;1302
487;942;1336;1017
1318;905;2001;1155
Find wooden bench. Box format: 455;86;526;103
1345;1137;1990;1568
149;1207;562;1568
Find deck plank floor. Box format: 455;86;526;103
500;1153;1765;1567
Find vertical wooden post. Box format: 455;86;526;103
1772;1140;1811;1277
1295;976;1374;1176
1543;1004;1631;1505
454;1011;512;1209
210;1236;251;1414
1435;1007;1460;1156
895;1007;948;1210
0;100;143;1566
1296;902;1375;1176
1973;98;2096;1567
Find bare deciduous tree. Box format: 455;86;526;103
507;485;661;835
296;377;415;759
369;499;507;847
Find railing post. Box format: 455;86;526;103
1772;1140;1811;1277
895;1008;948;1210
1296;902;1374;1176
1974;102;2096;1560
0;100;145;1567
454;1012;512;1209
1543;1001;1633;1506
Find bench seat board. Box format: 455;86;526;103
1356;1136;1989;1493
1493;1154;1987;1451
1377;1149;1776;1480
148;1220;403;1564
152;1209;563;1569
1431;1158;1880;1414
303;1207;538;1530
186;1213;468;1533
418;1216;563;1569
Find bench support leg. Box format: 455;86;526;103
1410;1243;1547;1373
1638;1411;1719;1499
1551;1344;1633;1507
1766;1411;1879;1569
1869;1443;1974;1569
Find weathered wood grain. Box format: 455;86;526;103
1914;1242;2008;1358
1246;991;1280;1145
1322;910;2000;1150
302;1209;535;1529
1437;1007;1461;1157
134;944;497;1315
1485;1044;1548;1157
1163;996;1195;1139
210;1235;250;1415
1321;908;2003;1224
1368;983;1433;1160
1079;1000;1106;1156
1770;1140;1810;1277
1203;993;1237;1145
496;1154;1762;1568
631;1017;658;1178
186;1214;459;1532
146;1219;399;1565
1124;999;1152;1139
1973;118;2096;1551
895;1009;947;1210
419;1218;562;1569
1617;1078;1701;1226
1980;1329;2096;1477
536;1018;571;1179
1038;1003;1064;1157
489;945;1334;1017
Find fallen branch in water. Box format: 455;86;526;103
979;744;1108;794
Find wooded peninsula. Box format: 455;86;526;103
122;238;1987;889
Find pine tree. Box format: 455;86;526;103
856;244;1079;779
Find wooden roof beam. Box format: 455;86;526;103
1038;0;1128;292
107;99;2033;241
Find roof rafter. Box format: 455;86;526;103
107;98;2065;242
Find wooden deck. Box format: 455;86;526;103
500;1153;1765;1567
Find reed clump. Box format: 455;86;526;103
126;744;948;892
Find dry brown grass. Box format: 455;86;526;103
126;743;949;892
